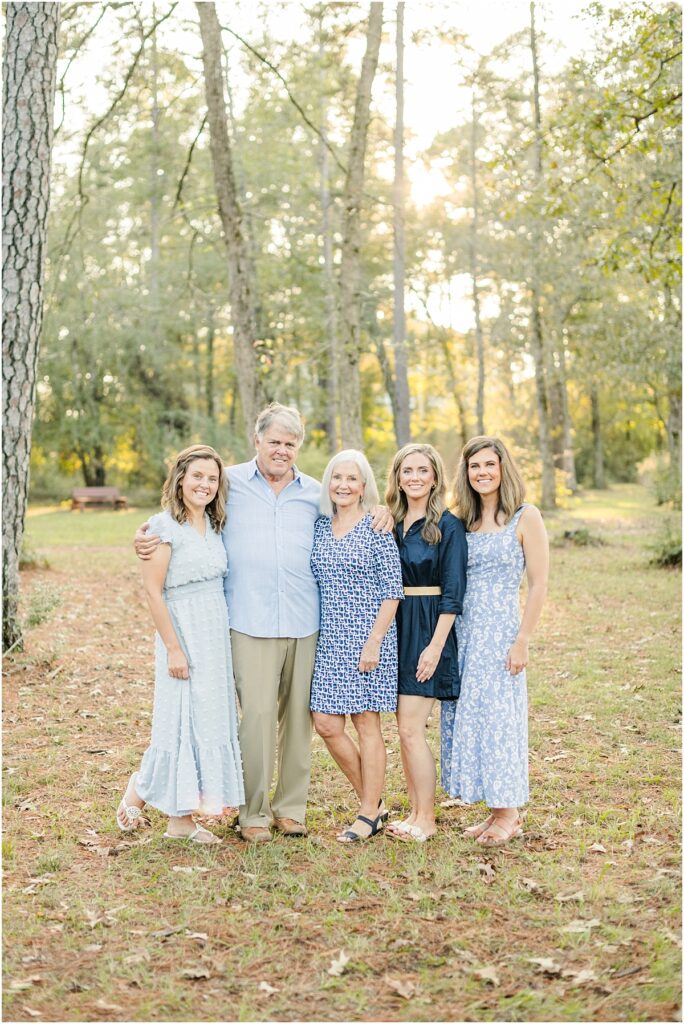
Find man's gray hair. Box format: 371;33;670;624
319;449;380;517
254;402;305;444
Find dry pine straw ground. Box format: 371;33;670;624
2;486;681;1023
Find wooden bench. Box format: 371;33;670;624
71;486;128;511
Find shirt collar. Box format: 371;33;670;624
249;456;302;486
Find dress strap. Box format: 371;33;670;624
509;504;528;528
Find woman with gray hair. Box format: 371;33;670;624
310;450;404;843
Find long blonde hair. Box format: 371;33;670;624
454;436;525;532
386;443;446;545
161;445;228;533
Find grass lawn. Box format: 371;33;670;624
3;484;681;1022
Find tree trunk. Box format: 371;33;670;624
557;337;578;492
318;26;339;452
2;2;60;652
529;1;556;508
664;285;682;507
148;5;161;336
338;2;383;449
196;2;264;443
223;40;264;342
469;87;486;436
392;1;411;446
590;384;605;489
205;303;215;421
439;335;469;449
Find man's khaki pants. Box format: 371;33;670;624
230;630;317;828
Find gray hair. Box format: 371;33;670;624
254;402;305;444
319;449;380;517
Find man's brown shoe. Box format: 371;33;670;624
241;826;272;844
273;817;307;837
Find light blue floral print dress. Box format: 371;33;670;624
135;510;244;817
440;506;529;807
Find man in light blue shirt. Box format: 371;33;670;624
221;403;322;841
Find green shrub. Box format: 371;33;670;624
561;528;605;547
19;541;49;570
24;583;61;628
650;519;682;568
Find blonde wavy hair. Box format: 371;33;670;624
454;436;525;532
161;445;228;533
385;443;447;545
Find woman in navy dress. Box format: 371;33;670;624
440;436;548;846
310;450;403;843
384;444;467;842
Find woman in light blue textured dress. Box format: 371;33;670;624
440;437;548;847
116;445;244;844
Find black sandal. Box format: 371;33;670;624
337;813;384;844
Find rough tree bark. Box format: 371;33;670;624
318;26;339;452
469;86;486;436
528;0;556;508
196;2;264;442
338;2;383;449
391;1;411;445
2;2;60;652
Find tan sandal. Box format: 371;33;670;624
476;814;523;847
163;824;221;845
463;813;494;839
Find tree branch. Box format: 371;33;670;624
217;21;348;176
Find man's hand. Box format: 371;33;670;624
369;504;394;534
134;522;160;561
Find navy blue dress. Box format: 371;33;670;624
396;510;467;701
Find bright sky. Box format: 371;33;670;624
58;1;616;332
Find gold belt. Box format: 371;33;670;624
403;586;442;596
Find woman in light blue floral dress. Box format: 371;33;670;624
116;445;244;844
310;450;403;844
440;436;548;846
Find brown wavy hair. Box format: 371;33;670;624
454;436;525;532
385;443;447;545
161;445;228;533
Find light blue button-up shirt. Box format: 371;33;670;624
222;458;321;638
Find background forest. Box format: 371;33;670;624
31;1;681;508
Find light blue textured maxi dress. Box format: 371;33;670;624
135;510;244;817
440;506;529;807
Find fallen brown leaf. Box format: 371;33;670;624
561;918;601;933
327;950;350;977
181;967;211;981
384;975;416;999
470;965;500;986
528;957;562;976
258;981;279;995
476;861;496;884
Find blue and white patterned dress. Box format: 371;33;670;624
440;506;529;807
135;510;244;817
310;515;404;714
